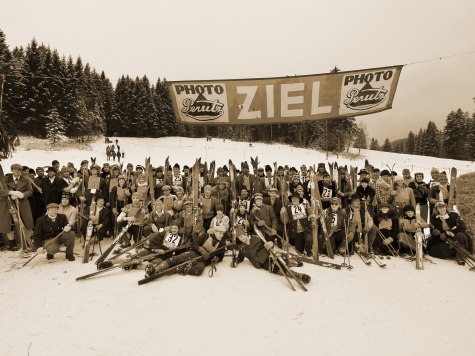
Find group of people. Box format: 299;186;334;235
0;157;473;276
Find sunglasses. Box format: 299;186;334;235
331;202;339;206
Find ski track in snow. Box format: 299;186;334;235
1;137;474;356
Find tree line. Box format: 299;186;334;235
370;107;475;161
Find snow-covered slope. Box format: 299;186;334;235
1;137;474;356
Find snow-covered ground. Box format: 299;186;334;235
1;137;474;356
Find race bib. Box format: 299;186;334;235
291;204;307;220
322;187;332;198
163;234;181;249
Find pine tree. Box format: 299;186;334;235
405;131;416;154
45;108;65;145
424;121;441;157
369;137;380;150
442;109;469;160
466;112;475;160
353;126;367;154
382;138;392;152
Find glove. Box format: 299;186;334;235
70;186;79;194
257;220;265;227
9;191;24;199
270;228;277;236
446;231;455;237
264;241;274;250
151;224;159;233
36;247;44;254
198;247;210;260
432;229;441;236
71;177;80;184
63;225;72;232
439;233;447;241
383;237;393;245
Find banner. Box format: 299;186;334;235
167;65;403;125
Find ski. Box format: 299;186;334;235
308;167;320;262
289;253;342;270
82;220;94;263
448;167;457;212
77;245;190;281
355;249;371;265
137;244;237;285
192;158;201;207
368;253;386;268
415;203;424;270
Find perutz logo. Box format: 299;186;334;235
174;84;225;121
342;70;392;111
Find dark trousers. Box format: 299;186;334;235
44;231;75;256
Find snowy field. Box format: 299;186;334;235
1;137;475;356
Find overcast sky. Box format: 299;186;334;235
1;0;474;141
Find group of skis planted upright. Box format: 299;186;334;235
3;155;474;291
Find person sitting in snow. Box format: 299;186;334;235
428;201;473;265
398;204;429;254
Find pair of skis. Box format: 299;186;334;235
137;243;237;285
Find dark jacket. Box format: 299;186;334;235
408;181;430;205
33;213;69;248
40;176;68;206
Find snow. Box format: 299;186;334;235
1;137;475;356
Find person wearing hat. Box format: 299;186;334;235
263;187;284;242
355;177;376;215
176;199;205;244
280;192;316;256
299;164;309;184
208;204;230;239
401;168;413;186
58;192;78;230
0;164;34;251
261;165;280;197
237;188;252;213
158;185;177;217
199;185;218;230
316;163;327;181
398;205;429;254
79;164;108;207
408;172;430;221
374;202;399;255
132;173;150;204
375;169;393;210
32;203;76;261
337;167;353;208
117;192;149;247
170;163;187;195
211;167;229;187
211;177;231;213
322;197;350;255
428;202;473;265
391;176;416;214
429;173;450;215
236;161;255;196
39;166;78;207
370;168;380;186
343;193;376;254
110;175;132;218
83;195;110;241
250;193;278;243
256;167;265;179
317;173;338;210
232;201;252;240
101;163;111;180
144;218;231;279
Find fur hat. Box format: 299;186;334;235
380;169;391;177
358;169;368;175
403;205;415;213
265;165;272;172
402;168;410;175
431;167;439;174
360;177;370;184
438;174;448;181
241;161;249;169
